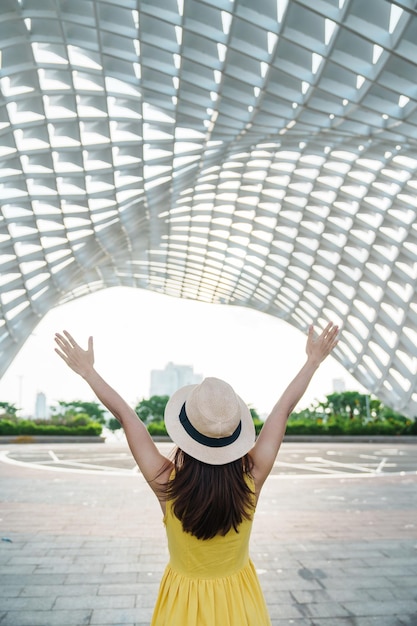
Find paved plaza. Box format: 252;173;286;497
0;441;416;626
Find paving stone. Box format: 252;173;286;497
90;608;153;624
386;575;417;587
0;596;55;611
311;619;404;626
299;601;351;619
0;609;92;625
290;589;335;604
341;600;417;617
20;583;99;597
267;603;306;619
103;562;152;573
54;593;135;610
98;583;142;597
334;618;416;626
263;590;294;605
65;572;134;584
325;588;373;603
391;587;417;602
0;573;67;586
0;565;36;575
271;621;312;626
320;575;392;590
0;586;22;598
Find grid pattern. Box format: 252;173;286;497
1;0;417;417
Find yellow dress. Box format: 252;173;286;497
151;476;271;626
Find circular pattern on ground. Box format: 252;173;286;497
1;442;416;477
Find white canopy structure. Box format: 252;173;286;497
1;0;416;416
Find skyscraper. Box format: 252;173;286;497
35;392;48;420
150;363;203;398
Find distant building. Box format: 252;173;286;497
332;378;346;393
35;391;48;419
150;363;203;397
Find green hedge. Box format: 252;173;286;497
147;421;168;436
285;415;417;436
0;419;102;436
253;419;264;435
145;416;417;438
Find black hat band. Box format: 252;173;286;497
179;402;242;448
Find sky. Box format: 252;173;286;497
0;287;365;418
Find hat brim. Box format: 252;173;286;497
164;384;256;465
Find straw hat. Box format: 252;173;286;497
164;377;256;465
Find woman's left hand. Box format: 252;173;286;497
306;322;339;366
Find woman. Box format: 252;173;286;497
55;321;338;625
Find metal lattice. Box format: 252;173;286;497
1;0;417;416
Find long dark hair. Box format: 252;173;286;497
163;448;255;540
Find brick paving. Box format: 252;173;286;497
0;442;416;626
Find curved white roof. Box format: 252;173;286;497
1;0;416;416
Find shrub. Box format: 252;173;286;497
285;420;313;435
0;419;102;436
0;420;17;435
147;421;168;436
64;414;91;427
405;419;417;435
325;416;346;435
253;419;264;435
253;413;417;437
286;418;326;435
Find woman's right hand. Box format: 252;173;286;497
55;331;95;379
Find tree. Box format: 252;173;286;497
0;402;18;418
51;400;106;423
316;391;371;420
249;406;260;421
135;395;169;423
107;417;122;432
306;391;389;421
